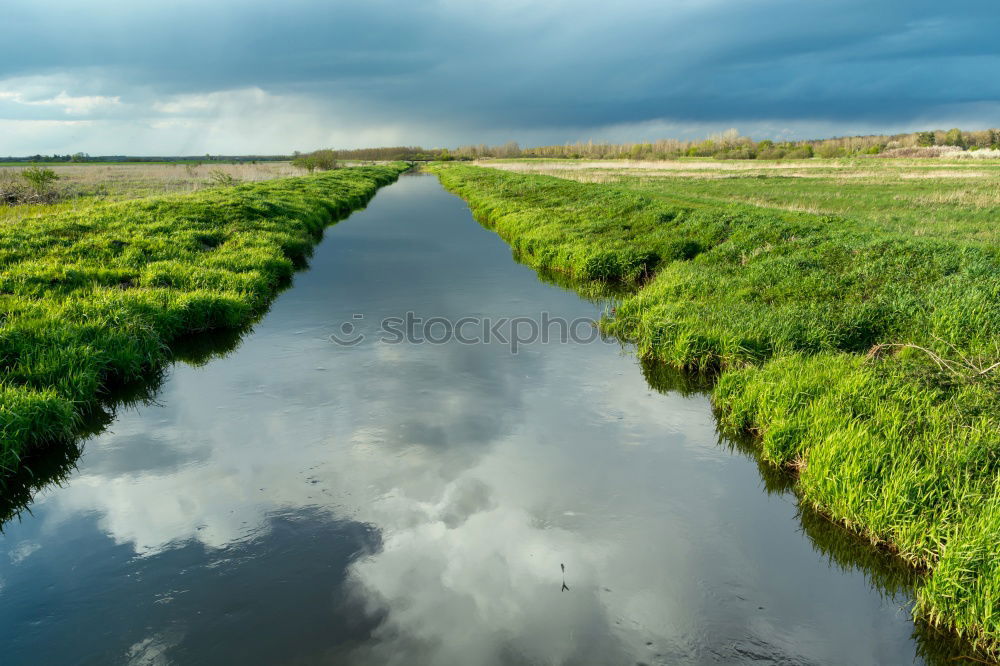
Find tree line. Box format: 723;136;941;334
298;127;1000;164
0;154;289;164
450;128;1000;160
10;127;999;167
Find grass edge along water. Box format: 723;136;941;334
429;162;1000;660
0;164;407;479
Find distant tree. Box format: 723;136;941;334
916;131;936;147
292;149;338;172
292;155;318;172
496;141;521;158
943;128;965;147
816;144;846;158
312;150;338;170
719;128;741;147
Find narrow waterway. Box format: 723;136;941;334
0;174;937;665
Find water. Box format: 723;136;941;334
0;174;943;664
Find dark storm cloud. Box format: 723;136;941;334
1;0;998;149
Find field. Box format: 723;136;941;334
482;158;1000;240
431;159;1000;657
0;162;307;220
0;164;406;476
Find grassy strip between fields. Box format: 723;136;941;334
0;164;407;474
431;163;1000;657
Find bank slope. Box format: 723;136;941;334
0;165;407;473
432;163;1000;658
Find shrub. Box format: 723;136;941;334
21;166;59;192
715;147;754;160
1;169;60;205
816;145;846;159
881;146;965;158
756;147;786;160
208;169;237;186
784;145;814;159
292;150;339;172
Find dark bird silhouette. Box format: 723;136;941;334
561;563;569;592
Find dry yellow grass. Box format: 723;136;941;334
0;162;301;198
0;162;308;223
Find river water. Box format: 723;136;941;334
0;174;938;664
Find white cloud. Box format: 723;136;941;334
0;82;417;154
7;541;41;565
0;88;120;115
24;330;903;663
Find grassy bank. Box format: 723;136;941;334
431;163;1000;658
0;164;406;475
482;157;1000;240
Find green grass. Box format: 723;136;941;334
431;163;1000;658
485;157;1000;241
0;164;407;475
618;170;1000;240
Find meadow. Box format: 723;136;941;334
431;159;1000;658
0;164;406;476
0;162;305;212
482;157;1000;240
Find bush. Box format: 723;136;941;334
21;166;59;192
292;150;339;172
1;169;59;205
816;145;846;158
714;147;754;160
784;145;814;159
881;146;965;158
756;147;786;160
208;169;237;186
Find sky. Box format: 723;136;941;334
1;0;998;155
